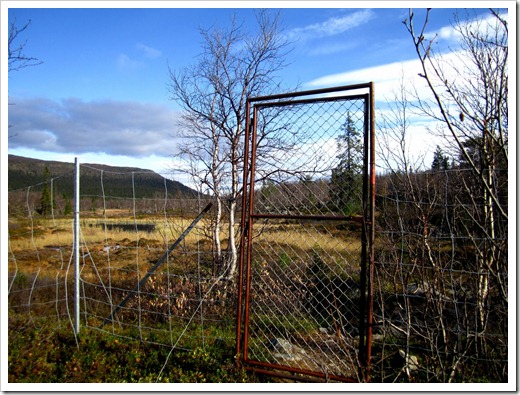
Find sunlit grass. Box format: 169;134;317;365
250;221;363;273
9;213;363;279
7;212;216;280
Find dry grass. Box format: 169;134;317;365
9;213;363;276
8;213;212;269
250;220;363;272
8;212;364;327
9;216;207;249
256;227;361;254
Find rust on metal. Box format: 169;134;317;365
236;83;376;383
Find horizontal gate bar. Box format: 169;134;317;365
243;358;358;383
246;366;357;384
250;213;365;224
248;82;373;103
253;93;369;110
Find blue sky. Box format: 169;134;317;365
3;1;511;180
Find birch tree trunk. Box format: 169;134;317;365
168;10;292;280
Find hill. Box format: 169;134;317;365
8;154;199;199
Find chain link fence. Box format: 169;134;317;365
237;84;375;382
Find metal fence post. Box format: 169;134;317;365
74;157;80;335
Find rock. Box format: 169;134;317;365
273;352;302;362
399;349;420;371
267;337;306;362
267;337;294;353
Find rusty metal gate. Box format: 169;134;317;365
236;83;376;382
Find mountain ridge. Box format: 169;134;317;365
8;154;198;199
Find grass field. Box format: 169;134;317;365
7;207;509;383
8;211;363;280
7;211;363;383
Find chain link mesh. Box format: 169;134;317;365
242;92;370;381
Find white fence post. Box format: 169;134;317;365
74;157;80;335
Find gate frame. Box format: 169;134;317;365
236;82;376;382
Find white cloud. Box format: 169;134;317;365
434;25;462;41
8;97;181;158
305;50;480;172
305;57;427;100
424;10;508;43
305;48;474;106
288;9;375;41
304;10;509;100
117;53;144;70
136;43;162;58
117;44;161;71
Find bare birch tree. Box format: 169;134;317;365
404;7;508;333
370;9;508;382
377;75;476;382
168;11;292;279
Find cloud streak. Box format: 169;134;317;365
289;9;375;41
8;97;180;157
305;57;426;100
424;10;508;43
117;43;162;71
305;49;472;106
136;43;162;58
117;53;144;70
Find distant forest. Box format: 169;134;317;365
8;154;198;198
8;155;201;216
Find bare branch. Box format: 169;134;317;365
167;11;294;278
8;17;43;72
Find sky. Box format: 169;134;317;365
3;1;513;184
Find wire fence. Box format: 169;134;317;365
8;176;75;329
7;164;236;357
371;166;508;382
7;160;508;382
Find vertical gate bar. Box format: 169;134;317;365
236;101;253;367
241;106;259;361
358;94;370;380
365;81;377;381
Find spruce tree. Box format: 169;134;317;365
431;145;450;171
330;114;363;215
39;166;54;215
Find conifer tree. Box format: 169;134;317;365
330;114;363;215
431;145;450;171
39;166;55;215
